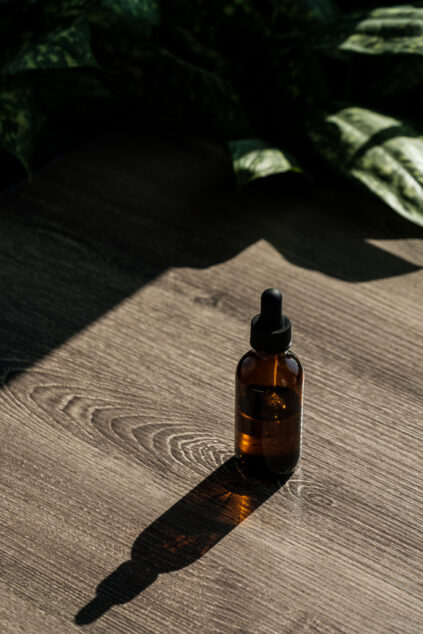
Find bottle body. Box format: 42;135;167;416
235;348;304;479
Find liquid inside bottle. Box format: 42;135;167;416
236;383;301;478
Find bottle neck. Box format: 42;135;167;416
252;346;290;359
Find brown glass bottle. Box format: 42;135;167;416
235;289;304;480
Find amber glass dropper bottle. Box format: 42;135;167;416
235;288;304;480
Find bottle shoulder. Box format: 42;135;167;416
236;349;304;383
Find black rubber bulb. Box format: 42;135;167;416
259;288;283;331
250;288;291;353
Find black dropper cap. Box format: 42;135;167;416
250;288;292;353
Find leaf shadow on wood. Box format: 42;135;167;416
0;126;421;382
75;457;287;625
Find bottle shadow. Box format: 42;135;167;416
75;457;288;625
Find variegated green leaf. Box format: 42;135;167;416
97;0;160;23
271;0;337;24
3;17;98;75
0;84;40;174
89;0;160;35
322;6;423;56
309;107;423;227
228;138;301;188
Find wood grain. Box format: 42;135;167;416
0;127;422;633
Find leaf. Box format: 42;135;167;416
0;83;41;174
87;0;160;40
3;17;98;75
309;107;423;226
271;0;337;24
321;6;423;56
93;0;160;27
228;138;301;188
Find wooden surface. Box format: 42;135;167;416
1;126;422;633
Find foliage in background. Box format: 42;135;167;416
228;138;301;187
1;0;423;226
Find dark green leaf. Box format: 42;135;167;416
228;138;301;187
309;107;423;226
3;17;98;75
89;0;160;35
95;0;160;23
0;84;40;174
271;0;337;24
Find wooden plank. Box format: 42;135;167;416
0;127;422;633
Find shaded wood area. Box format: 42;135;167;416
1;126;422;633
